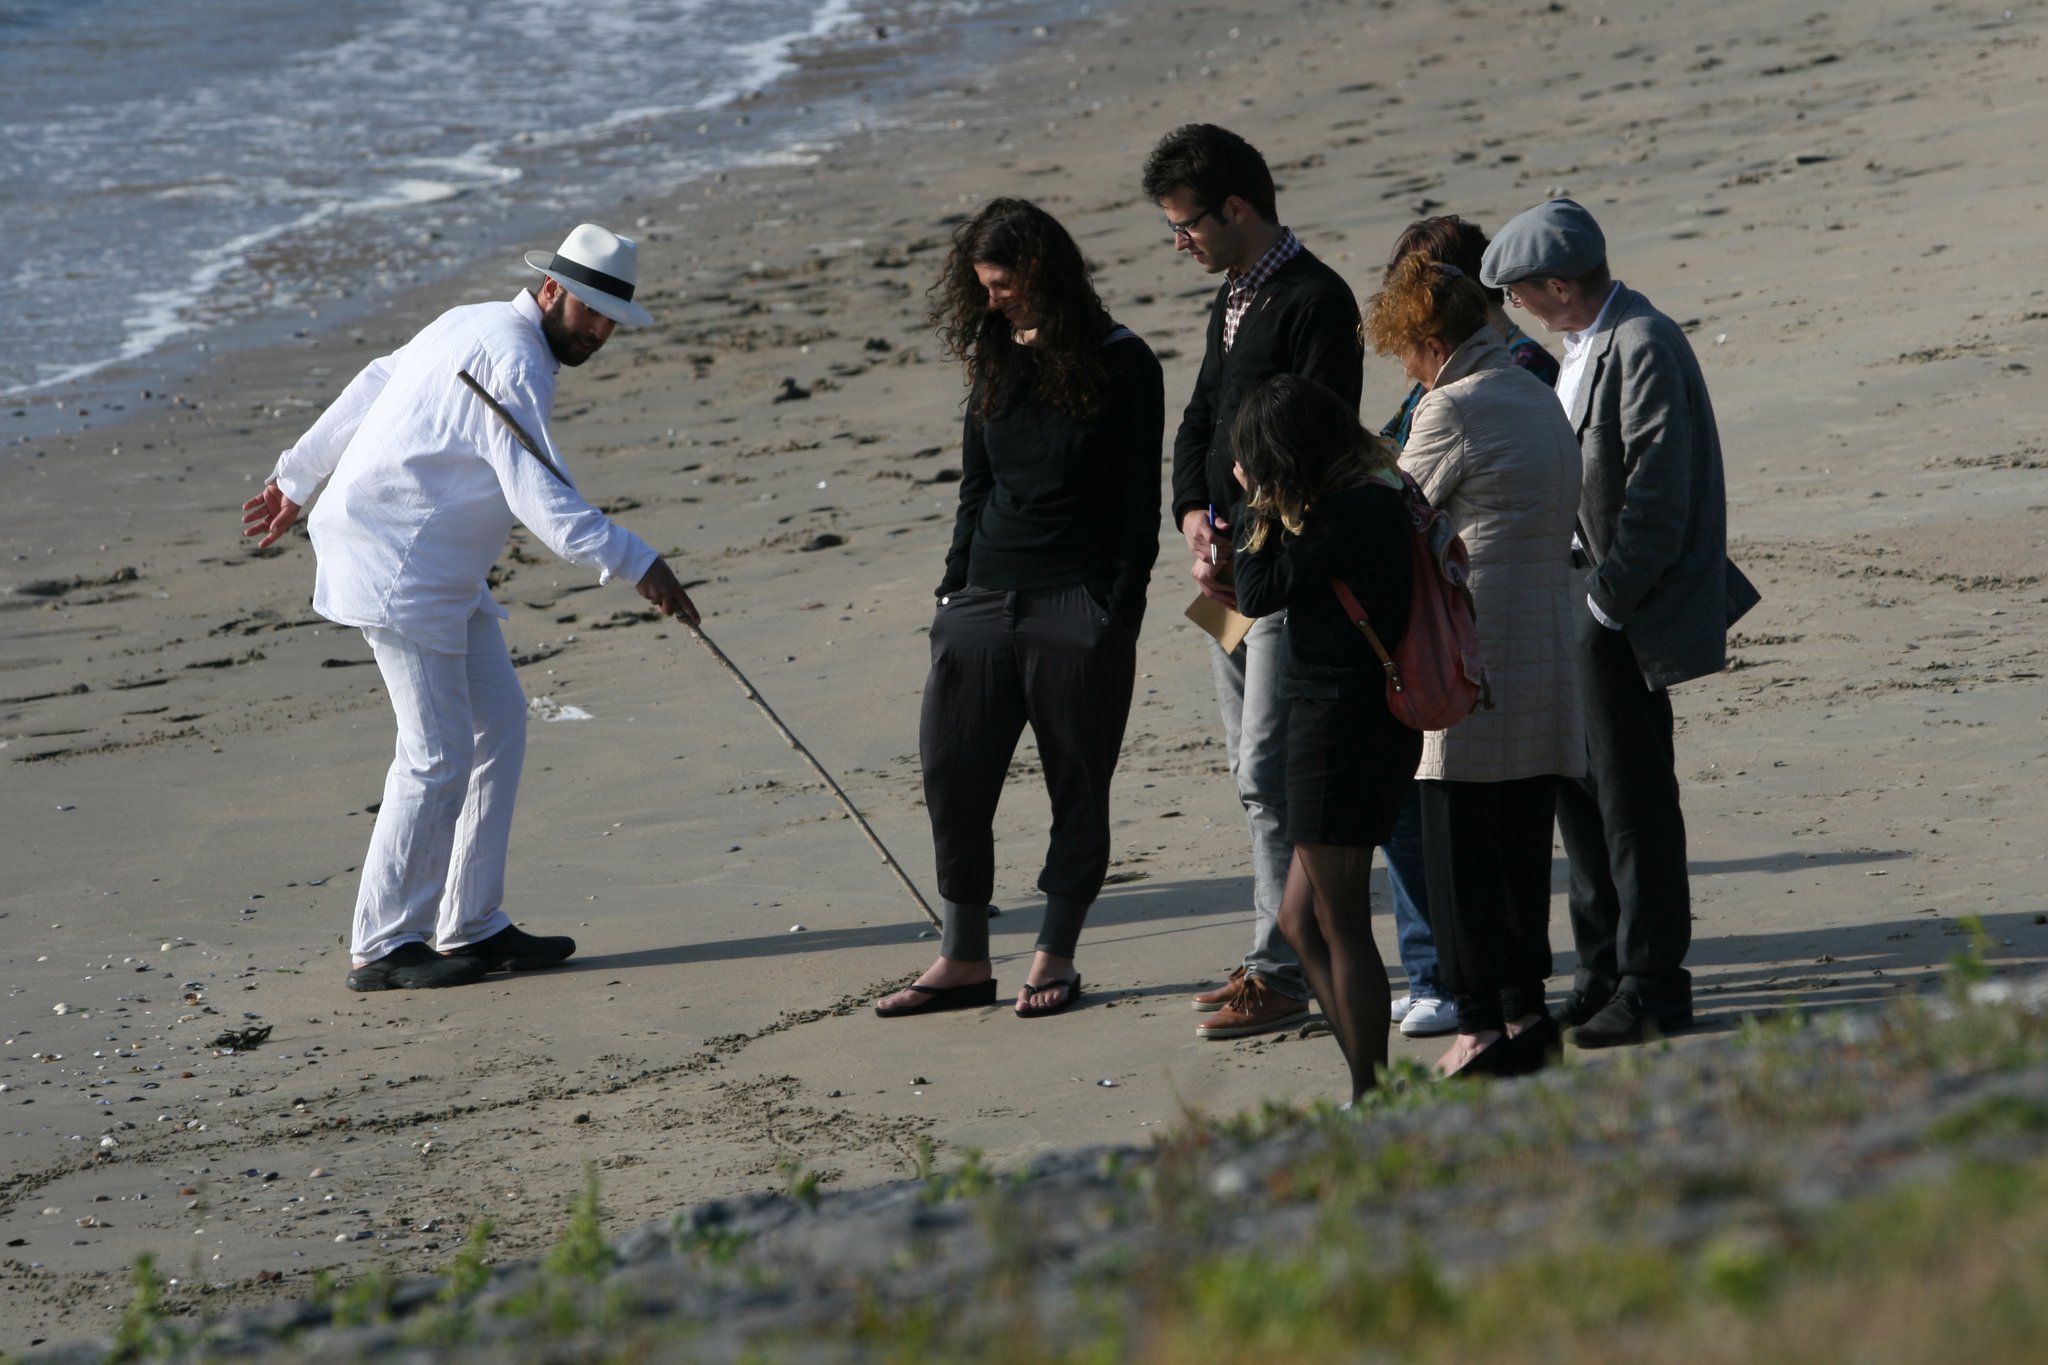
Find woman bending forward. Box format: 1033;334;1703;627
1230;375;1421;1100
1364;255;1584;1078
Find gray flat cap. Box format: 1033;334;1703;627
1479;198;1606;287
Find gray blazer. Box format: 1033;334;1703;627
1570;286;1744;688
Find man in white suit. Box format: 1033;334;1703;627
242;224;700;992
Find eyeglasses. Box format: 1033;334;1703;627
1503;278;1547;307
1164;206;1214;240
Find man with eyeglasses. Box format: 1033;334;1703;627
1481;198;1757;1049
1141;123;1367;1042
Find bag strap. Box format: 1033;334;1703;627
1330;579;1405;696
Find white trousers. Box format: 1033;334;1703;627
351;612;524;963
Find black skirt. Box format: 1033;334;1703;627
1283;693;1423;847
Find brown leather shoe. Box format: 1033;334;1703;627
1191;966;1249;1013
1196;976;1313;1040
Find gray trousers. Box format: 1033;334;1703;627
1208;613;1306;999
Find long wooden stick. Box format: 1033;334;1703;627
681;621;940;928
456;369;939;928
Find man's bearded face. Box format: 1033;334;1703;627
541;286;613;367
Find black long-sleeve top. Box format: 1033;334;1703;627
939;326;1164;625
1233;480;1413;703
1171;249;1363;532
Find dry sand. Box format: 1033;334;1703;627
4;0;2047;1348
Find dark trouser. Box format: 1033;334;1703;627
1553;597;1692;1010
920;584;1136;963
1419;776;1558;1035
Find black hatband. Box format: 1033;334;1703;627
545;254;634;302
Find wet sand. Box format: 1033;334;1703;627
5;0;2047;1347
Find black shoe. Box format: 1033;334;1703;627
1444;1033;1520;1080
1502;1014;1563;1075
445;925;577;972
1568;991;1692;1050
347;942;489;992
1550;987;1612;1029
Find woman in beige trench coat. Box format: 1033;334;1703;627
1364;256;1586;1079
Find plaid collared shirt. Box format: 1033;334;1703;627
1222;227;1302;352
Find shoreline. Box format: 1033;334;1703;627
0;0;1054;451
7;0;2048;1350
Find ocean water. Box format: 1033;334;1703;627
0;0;902;408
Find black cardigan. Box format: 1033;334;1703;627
1233;481;1413;705
1170;248;1364;531
939;327;1164;626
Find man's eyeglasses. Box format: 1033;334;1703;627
1165;206;1214;240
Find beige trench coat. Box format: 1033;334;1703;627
1400;332;1587;783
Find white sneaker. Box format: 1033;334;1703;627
1399;995;1459;1037
1390;992;1415;1023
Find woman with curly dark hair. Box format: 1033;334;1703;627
1228;374;1421;1101
875;197;1163;1021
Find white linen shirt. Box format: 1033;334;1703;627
1555;280;1627;631
271;290;657;655
1552;279;1623;422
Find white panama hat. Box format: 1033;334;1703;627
524;223;654;327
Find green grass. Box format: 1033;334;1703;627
107;1253;180;1361
103;966;2048;1365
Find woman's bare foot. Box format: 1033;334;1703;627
1501;1012;1545;1039
875;956;992;1013
1016;950;1077;1014
1433;1028;1505;1076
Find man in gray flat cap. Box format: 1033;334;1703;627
1481;199;1756;1049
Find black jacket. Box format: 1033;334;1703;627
1170;247;1363;531
1233;481;1412;702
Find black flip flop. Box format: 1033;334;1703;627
1015;974;1082;1019
873;978;997;1018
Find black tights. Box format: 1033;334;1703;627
1278;844;1389;1102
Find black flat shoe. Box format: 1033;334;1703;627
1444;1033;1518;1080
346;942;489;992
445;924;576;972
1503;1015;1562;1075
1015;974;1082;1019
874;979;997;1017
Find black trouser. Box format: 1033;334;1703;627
1553;588;1692;1009
1419;775;1558;1035
920;584;1136;962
